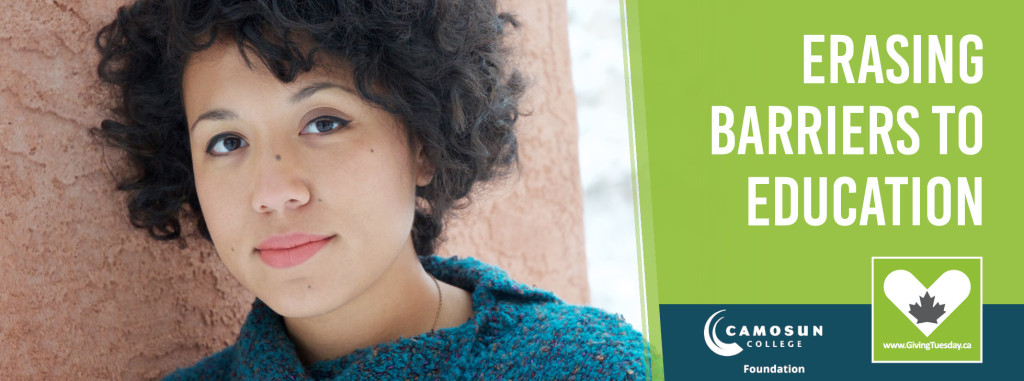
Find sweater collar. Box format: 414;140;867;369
231;255;561;378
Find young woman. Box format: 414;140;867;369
94;0;646;379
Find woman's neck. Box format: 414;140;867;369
283;239;435;364
282;242;473;365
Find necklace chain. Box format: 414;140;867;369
429;274;442;332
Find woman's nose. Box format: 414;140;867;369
250;150;311;214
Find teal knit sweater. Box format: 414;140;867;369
164;255;647;380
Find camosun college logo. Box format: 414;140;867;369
705;309;824;357
704;309;743;356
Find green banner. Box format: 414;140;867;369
621;0;1023;378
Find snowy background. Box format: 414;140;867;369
567;0;642;330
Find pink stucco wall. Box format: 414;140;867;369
0;1;583;378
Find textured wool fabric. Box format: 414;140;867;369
164;255;646;380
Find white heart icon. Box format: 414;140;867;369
882;270;971;337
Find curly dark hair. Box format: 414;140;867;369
93;0;523;256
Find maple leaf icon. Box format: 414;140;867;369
908;292;946;324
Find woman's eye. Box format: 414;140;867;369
206;134;248;156
301;116;350;135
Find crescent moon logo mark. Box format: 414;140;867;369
704;309;743;356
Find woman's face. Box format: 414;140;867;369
182;42;430;318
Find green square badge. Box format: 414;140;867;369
872;257;982;363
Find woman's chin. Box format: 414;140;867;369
261;290;341;320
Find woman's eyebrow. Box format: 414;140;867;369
189;83;354;131
290;82;356;104
191;109;238;131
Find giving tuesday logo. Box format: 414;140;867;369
872;257;982;363
884;269;970;337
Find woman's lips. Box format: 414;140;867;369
255;233;334;269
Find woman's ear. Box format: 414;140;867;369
413;141;434;187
